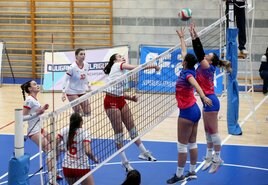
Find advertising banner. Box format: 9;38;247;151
138;45;223;95
42;45;129;91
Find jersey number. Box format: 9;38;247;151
69;141;77;155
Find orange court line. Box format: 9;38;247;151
0;121;15;130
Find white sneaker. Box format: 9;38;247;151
122;161;134;172
138;151;157;161
208;159;224;173
202;157;213;171
240;49;248;54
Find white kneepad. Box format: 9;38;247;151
188;142;198;150
46;151;53;159
177;142;188;153
211;133;221;145
129;127;138;139
114;133;124;145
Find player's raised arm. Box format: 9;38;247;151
176;27;187;60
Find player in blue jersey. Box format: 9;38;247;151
189;23;232;173
167;28;212;184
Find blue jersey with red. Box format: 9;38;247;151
196;64;216;95
175;69;196;109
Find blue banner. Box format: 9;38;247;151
138;45;223;95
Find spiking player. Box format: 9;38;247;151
103;53;159;172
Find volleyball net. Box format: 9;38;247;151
39;17;227;185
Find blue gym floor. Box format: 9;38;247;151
0;134;268;185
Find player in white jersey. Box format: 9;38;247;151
103;53;160;172
21;80;62;184
57;113;98;185
62;48;91;116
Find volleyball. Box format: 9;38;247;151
178;8;192;21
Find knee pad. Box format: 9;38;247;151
206;132;213;143
46;151;53;159
177;142;187;153
128;127;138;139
188;142;198;150
211;133;221;145
114;133;124;145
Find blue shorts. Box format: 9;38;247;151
202;94;220;112
179;103;201;123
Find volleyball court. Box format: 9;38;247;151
5;1;267;185
37;14;230;185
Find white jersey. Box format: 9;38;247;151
23;96;41;135
62;61;90;95
105;62;127;96
59;127;91;169
261;55;267;62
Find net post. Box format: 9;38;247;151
8;109;30;185
15;109;24;158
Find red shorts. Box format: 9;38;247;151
104;94;126;110
66;93;85;97
63;167;90;178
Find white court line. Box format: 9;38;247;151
0;152;41;180
103;161;268;172
0;160;267;185
0;170;47;185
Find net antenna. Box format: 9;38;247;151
0;40;15;86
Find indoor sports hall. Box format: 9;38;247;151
0;0;267;185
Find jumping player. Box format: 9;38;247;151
103;53;159;172
189;23;231;173
166;27;212;184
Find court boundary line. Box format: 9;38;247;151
0;121;14;130
102;161;268;171
0;95;267;183
1;159;267;185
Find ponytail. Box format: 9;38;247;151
20;80;32;100
211;53;232;72
67;113;83;150
103;53;117;74
219;59;232;73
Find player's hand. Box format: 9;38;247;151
189;23;197;39
62;93;66;102
155;66;160;71
176;27;185;39
37;104;49;115
94;158;99;164
43;104;49;110
202;96;213;107
132;95;138;102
